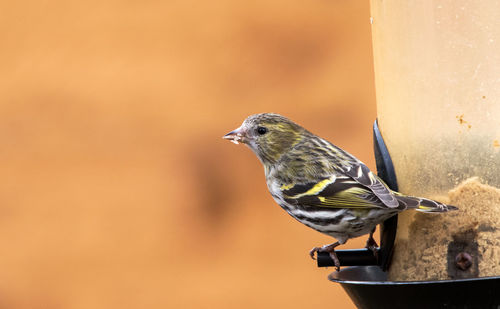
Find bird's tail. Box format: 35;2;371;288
395;194;458;212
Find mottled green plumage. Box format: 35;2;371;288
224;113;457;269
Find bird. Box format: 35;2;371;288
223;113;457;270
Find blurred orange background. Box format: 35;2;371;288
0;1;376;308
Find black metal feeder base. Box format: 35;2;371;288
329;266;500;309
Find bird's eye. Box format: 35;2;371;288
257;126;268;135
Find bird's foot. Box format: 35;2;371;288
309;242;341;271
365;233;379;259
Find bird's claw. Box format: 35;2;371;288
365;234;379;259
309;244;341;271
309;247;321;260
329;252;341;271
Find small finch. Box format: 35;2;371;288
223;113;457;270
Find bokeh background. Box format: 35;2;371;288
0;1;376;308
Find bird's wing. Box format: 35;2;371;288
317;141;399;208
280;174;391;209
340;161;399;208
275;138;399;209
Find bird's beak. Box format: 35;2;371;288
223;126;245;145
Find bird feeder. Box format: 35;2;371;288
321;1;500;307
372;0;500;282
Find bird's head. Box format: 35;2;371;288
223;113;305;165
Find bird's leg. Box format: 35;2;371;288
365;227;379;259
309;241;341;271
